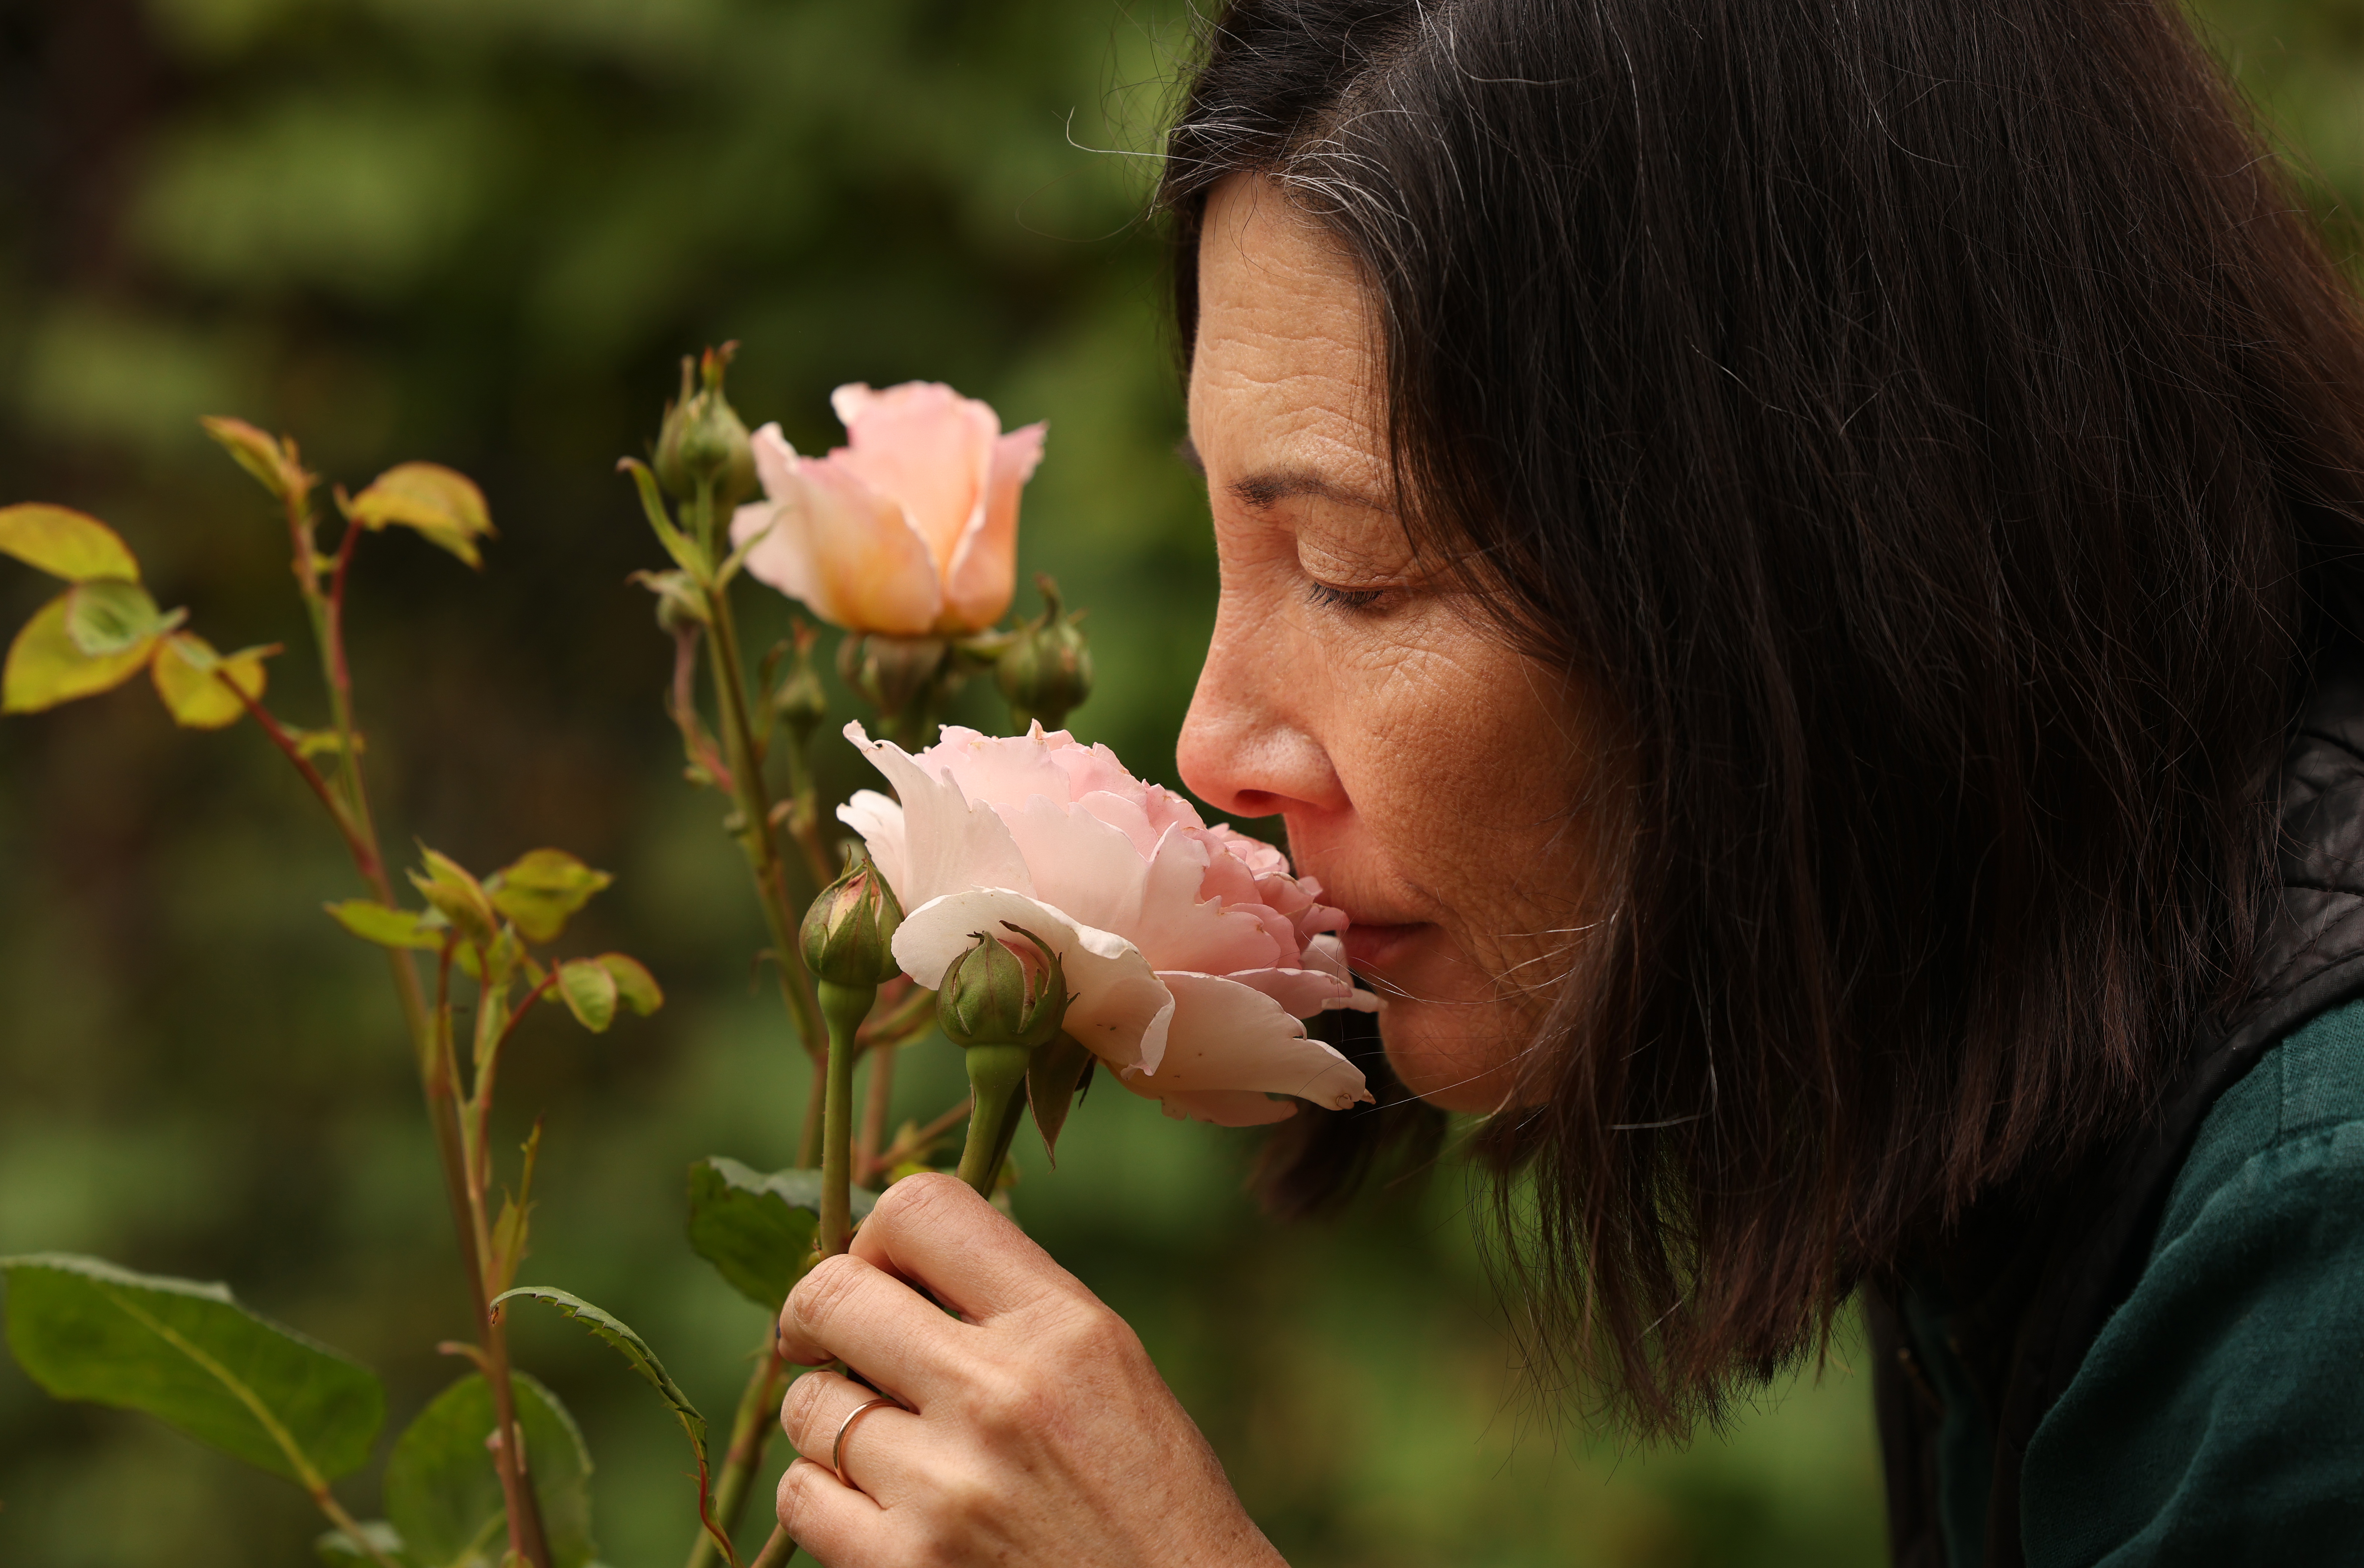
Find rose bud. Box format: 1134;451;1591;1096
995;574;1094;732
837;631;950;726
654;343;758;509
772;628;829;751
800;850;905;988
635;568;707;635
727;382;1045;636
937;924;1069;1051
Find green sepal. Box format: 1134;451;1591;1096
1;1252;384;1486
1026;1031;1096;1167
385;1369;597;1568
685;1159;878;1312
617;458;710;581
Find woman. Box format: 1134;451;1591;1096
769;1;2364;1562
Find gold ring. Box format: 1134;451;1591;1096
830;1394;901;1490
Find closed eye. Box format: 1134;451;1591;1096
1305;580;1387;613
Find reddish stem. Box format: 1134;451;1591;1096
326;520;360;698
225;682;383;888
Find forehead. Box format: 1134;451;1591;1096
1188;177;1383;474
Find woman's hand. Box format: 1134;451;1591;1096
773;1172;1285;1567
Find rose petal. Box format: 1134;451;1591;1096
792;456;944;635
1224;965;1357;1018
828;382;997;577
1150;1089;1298;1127
835;789;909;896
1123;972;1371;1110
941;421;1044;632
847;723;1032;906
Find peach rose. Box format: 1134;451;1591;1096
729;382;1045;635
837;722;1376;1126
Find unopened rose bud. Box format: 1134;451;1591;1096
636;568;707;635
937;924;1068;1051
772;627;828;750
838;632;950;724
995;574;1093;732
654;343;758;509
800;851;904;987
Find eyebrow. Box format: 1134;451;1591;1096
1173;435;1393;514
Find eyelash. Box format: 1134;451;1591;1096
1304;580;1387;613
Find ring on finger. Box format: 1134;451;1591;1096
831;1394;905;1492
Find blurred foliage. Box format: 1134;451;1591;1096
0;0;2351;1562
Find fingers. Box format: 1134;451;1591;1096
779;1367;925;1504
776;1250;975;1398
776;1455;883;1565
847;1172;1084;1324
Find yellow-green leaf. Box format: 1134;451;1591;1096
409;848;496;944
345;463;493;569
324;900;444;951
65;580;175;656
489;848;613;944
0;504;140;582
554;959;618;1032
151;633;272;730
3;592;160;714
595;953;662;1017
200;416;312;503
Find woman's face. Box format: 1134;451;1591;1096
1178;175;1606;1114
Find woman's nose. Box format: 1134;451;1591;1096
1177;607;1345;820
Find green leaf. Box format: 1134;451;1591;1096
201;415;312;503
385;1370;596;1568
152;631;273;730
488;849;613;944
1027;1031;1096;1167
410;848;497;945
64;578;175;656
685;1159;877;1312
3;591;161;713
554;960;617;1032
492;1286;706;1468
346;462;493;568
0;503;141;582
325;899;446;951
315;1520;406;1564
1;1252;384;1485
594;954;662;1017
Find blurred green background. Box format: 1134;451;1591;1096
0;1;2351;1563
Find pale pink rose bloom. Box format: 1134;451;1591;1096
837;721;1378;1126
729;382;1046;636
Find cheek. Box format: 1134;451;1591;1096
1336;629;1573;903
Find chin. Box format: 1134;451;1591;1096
1374;998;1523;1113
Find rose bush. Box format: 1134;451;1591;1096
730;381;1045;635
838;721;1376;1125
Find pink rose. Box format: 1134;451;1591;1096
729;382;1045;635
837;722;1376;1126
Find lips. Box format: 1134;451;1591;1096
1341;920;1425;974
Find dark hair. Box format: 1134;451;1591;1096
1164;0;2364;1432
